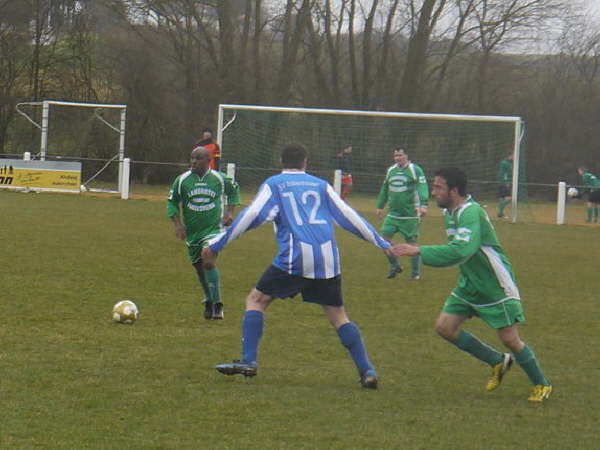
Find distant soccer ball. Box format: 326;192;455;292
567;187;579;198
80;184;88;192
112;300;139;324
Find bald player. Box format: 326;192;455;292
167;147;240;320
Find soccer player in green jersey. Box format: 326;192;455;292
497;154;513;218
376;148;429;280
167;147;240;320
392;167;552;402
577;166;600;223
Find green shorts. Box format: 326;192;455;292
187;238;212;264
381;216;419;241
442;296;526;329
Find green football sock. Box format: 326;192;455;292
514;345;549;386
204;268;221;304
407;238;420;276
587;207;593;222
386;253;400;268
410;255;420;276
498;199;509;215
594;207;599;222
199;276;211;303
451;330;503;366
193;264;212;303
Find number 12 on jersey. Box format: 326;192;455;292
282;190;327;225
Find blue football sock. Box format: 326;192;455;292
241;310;264;364
337;322;375;376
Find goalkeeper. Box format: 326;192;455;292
392;168;552;402
376;148;429;280
167;147;240;320
577;166;600;223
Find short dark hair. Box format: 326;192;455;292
202;127;213;134
281;144;307;169
435;167;467;196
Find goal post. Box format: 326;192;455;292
217;104;526;222
15;100;128;195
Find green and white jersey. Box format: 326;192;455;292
581;171;600;193
420;196;520;307
376;162;429;219
167;169;240;245
498;159;513;184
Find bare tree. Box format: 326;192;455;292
397;0;447;111
466;0;561;110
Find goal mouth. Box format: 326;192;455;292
14;100;127;195
218;104;525;222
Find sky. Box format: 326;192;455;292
584;0;600;18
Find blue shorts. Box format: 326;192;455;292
256;265;343;307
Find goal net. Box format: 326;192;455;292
218;104;528;222
14;100;127;193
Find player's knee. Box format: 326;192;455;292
500;334;523;353
323;306;349;329
435;321;455;340
202;260;216;270
245;289;270;311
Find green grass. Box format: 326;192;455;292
2;188;598;449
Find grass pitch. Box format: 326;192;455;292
2;187;598;449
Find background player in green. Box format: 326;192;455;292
497;153;513;218
577;165;600;222
392;167;552;402
376;148;428;280
167;147;240;320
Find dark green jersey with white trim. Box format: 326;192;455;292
376;163;429;218
581;171;600;193
420;196;520;306
167;170;240;245
498;159;512;184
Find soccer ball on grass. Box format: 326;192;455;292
567;187;579;198
112;300;140;324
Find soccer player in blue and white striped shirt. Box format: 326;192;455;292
203;144;392;388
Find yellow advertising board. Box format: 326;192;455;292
0;159;82;192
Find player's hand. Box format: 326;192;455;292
391;243;420;257
376;209;385;219
418;207;427;217
202;247;217;264
174;223;186;240
222;214;233;226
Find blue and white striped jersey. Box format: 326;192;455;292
208;171;391;279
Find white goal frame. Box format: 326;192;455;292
15;99;128;194
218;104;524;222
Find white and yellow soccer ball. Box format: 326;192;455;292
112;300;140;324
567;187;579;198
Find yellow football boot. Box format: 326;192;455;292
528;384;553;402
486;353;513;392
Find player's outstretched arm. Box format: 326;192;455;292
325;184;390;250
208;182;277;253
420;209;482;267
391;243;420;257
